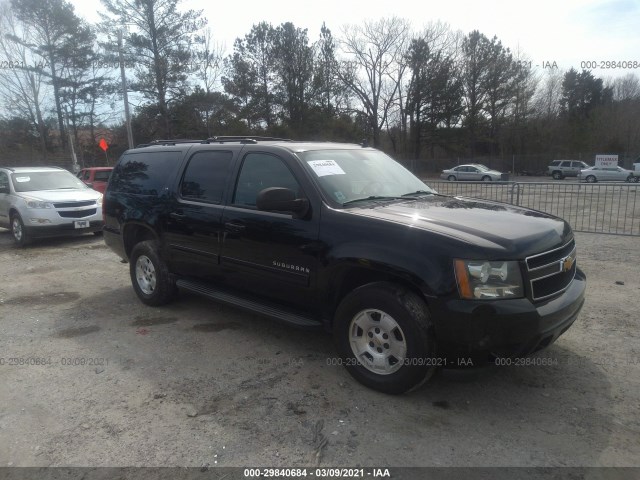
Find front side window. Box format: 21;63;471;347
233;153;300;207
180;150;233;204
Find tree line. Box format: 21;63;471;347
1;0;639;171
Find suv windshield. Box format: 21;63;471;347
299;149;434;205
11;171;87;192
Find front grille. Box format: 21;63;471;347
526;239;576;301
58;209;97;218
53;201;95;208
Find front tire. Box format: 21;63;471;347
129;240;176;306
447;175;456;181
585;175;597;183
333;282;436;394
11;213;30;247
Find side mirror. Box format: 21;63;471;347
256;187;309;218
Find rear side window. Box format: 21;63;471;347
109;151;182;195
550;161;561;167
180;151;233;204
94;170;111;182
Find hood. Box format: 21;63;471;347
18;189;101;202
344;195;571;257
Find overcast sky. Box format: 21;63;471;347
68;0;640;80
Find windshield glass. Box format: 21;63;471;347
11;171;88;192
299;149;434;205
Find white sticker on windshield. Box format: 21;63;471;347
15;176;30;182
307;160;346;177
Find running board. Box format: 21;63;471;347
175;278;322;329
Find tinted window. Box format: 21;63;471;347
560;161;571;167
94;170;112;182
571;162;583;168
233;153;300;207
109;151;182;195
550;161;561;166
180;150;233;204
0;171;9;190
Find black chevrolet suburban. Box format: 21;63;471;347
103;137;586;394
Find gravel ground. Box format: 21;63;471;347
0;228;638;468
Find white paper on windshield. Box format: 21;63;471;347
307;160;346;177
15;176;30;182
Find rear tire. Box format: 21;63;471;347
552;171;563;180
333;282;437;394
129;240;176;306
11;213;30;247
481;176;492;182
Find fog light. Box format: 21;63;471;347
30;218;51;224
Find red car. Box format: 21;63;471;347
77;167;113;194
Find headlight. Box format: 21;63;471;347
96;194;103;206
25;199;53;209
454;259;524;299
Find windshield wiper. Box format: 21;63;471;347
342;196;405;206
401;190;434;197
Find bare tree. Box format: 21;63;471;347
0;1;51;157
533;69;564;120
337;16;410;147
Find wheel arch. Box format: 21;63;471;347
322;261;435;330
122;222;159;258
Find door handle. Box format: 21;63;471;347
170;212;186;219
225;222;246;233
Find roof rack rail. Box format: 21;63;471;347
135;139;203;148
205;136;292;144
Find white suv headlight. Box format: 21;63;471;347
25;199;54;209
454;260;524;299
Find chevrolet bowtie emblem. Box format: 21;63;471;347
561;255;575;272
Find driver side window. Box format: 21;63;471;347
233;153;301;207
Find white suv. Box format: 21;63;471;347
0;166;103;246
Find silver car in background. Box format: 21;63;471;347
578;166;634;183
441;164;507;181
0;166;103;246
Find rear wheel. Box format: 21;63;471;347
447;175;456;181
552;171;563;180
481;175;492;182
11;213;30;247
333;282;436;394
129;240;176;306
585;175;597;183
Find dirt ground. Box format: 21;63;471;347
0;228;638;468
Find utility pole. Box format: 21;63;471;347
118;30;134;149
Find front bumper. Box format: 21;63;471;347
431;268;586;364
24;220;103;238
